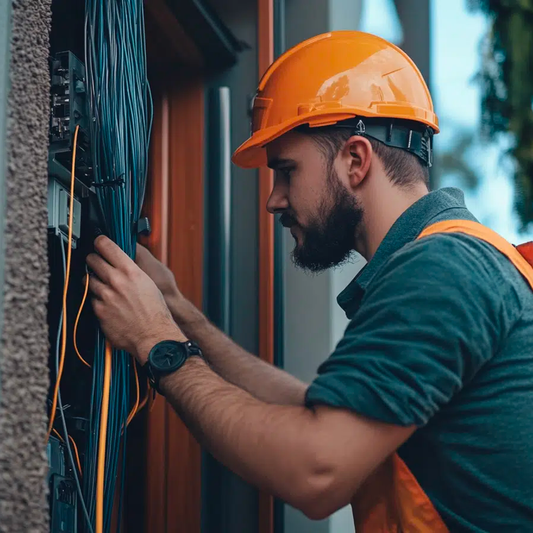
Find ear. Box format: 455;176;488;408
343;135;373;189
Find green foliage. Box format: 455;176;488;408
468;0;533;226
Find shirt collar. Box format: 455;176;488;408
337;187;472;318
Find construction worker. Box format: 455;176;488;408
87;31;533;531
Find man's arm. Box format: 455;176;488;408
88;236;415;520
136;243;307;406
134;327;415;520
167;295;307;405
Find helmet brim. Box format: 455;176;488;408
232;108;439;169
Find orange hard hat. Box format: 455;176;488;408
232;31;439;169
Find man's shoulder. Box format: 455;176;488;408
383;231;514;285
362;230;525;313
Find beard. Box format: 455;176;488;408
282;169;364;273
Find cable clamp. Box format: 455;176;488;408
93;176;125;188
136;217;152;237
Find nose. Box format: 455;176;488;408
266;176;289;214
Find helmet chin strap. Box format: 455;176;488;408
332;118;434;168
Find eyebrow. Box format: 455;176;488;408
267;158;296;170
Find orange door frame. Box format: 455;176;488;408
128;1;276;531
164;74;204;533
258;1;275;532
132;74;204;533
143;84;170;533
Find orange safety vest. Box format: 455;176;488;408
352;220;533;533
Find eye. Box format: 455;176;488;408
278;167;295;180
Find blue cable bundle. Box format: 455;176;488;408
84;0;153;530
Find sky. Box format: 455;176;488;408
360;0;533;243
430;0;533;243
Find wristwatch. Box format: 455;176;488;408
144;339;202;394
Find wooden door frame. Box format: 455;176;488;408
164;72;205;533
143;84;171;533
127;1;279;531
126;0;242;528
258;1;275;533
127;74;205;533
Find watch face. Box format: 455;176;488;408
150;341;188;373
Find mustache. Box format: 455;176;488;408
279;213;298;228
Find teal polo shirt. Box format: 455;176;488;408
306;188;533;532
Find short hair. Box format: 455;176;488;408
297;124;430;187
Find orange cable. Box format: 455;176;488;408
126;358;140;426
52;428;82;476
74;271;91;368
137;377;150;413
47;125;80;441
96;340;113;533
68;435;83;477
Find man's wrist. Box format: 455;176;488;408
167;295;207;336
134;324;188;365
165;290;187;320
159;355;205;394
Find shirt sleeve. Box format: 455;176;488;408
305;233;519;426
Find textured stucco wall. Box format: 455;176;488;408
0;0;52;531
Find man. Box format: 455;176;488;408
87;32;533;531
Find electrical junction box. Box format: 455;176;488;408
50;474;77;533
47;436;77;533
48;178;81;246
47;436;66;480
48;51;93;189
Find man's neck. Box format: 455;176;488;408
356;182;429;260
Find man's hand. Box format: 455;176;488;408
135;243;181;304
87;236;186;363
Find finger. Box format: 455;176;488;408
91;297;105;320
135;243;149;264
94;235;133;269
88;275;107;300
86;253;114;284
136;242;149;254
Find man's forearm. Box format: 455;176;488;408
166;294;307;406
159;356;334;516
